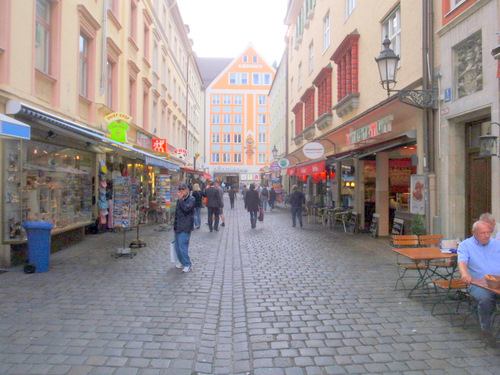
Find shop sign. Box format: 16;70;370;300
303;142;325;159
262;166;271;173
346;115;393;145
271;161;280;171
278;158;290;168
152;139;167;153
175;148;188;159
106;112;132;143
410;174;426;215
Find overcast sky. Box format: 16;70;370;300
176;0;289;65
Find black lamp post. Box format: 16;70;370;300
272;145;278;160
479;122;500;157
375;38;437;109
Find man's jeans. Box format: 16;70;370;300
261;197;268;211
291;207;303;227
193;207;201;227
249;211;258;228
207;207;220;230
174;231;192;267
469;284;499;332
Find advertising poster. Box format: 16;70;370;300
410;175;425;215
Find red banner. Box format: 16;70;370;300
152;139;167;153
287;168;296;176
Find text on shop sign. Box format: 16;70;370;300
346;115;393;145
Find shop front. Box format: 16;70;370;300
323;98;423;236
1;101;179;267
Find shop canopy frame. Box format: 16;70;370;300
0;113;31;140
6;100;179;171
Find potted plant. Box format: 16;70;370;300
410;214;426;236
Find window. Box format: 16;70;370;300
223;134;231;143
212;133;220;143
258;115;267;124
212;95;220;104
345;0;356;19
382;6;401;65
331;34;360;102
234;95;242;104
79;35;89;97
234;114;242;124
243;55;248;63
106;61;114;108
298;63;302;90
229;72;248;85
234;153;242;163
451;0;467;9
143;24;150;61
252;73;272;85
258;95;266;105
35;0;51;73
222;153;231;163
223;95;231;104
323;12;330;52
130;1;137;39
308;42;314;74
234;134;242;143
212;114;220;124
253;56;258;63
212;153;220;163
290;78;294;100
223;114;231;124
258;153;267;164
258;133;267;143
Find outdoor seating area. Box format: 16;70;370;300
390;234;500;347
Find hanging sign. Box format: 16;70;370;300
278;158;290;168
303;142;324;159
271;161;280;171
152;139;167;153
105;112;132;143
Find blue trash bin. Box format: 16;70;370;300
22;221;54;273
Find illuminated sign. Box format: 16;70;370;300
346;115;393;145
152;139;167;153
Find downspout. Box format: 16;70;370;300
99;0;108;96
185;56;190;151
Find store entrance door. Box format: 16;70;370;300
465;120;491;236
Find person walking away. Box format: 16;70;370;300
173;183;195;273
245;183;260;229
215;181;226;227
228;186;237;209
458;220;500;347
241;184;249;207
205;182;222;232
260;186;269;211
269;187;277;211
289;185;306;227
191;183;203;229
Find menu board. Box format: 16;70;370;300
113;177;139;228
348;211;358;234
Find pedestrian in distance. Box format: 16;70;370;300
191;183;203;229
245;183;260;229
260;185;269;211
457;220;500;347
215;181;226;227
205;182;222;232
173;183;195;273
228;186;237;209
289;185;306;228
241;184;249;208
269;186;277;211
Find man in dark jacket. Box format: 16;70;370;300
289;185;306;228
228;186;237;209
173;183;196;273
244;183;260;229
205;182;222;232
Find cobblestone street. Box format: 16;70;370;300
0;198;499;375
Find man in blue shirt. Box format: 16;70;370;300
458;220;500;346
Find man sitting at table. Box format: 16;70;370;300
458;220;500;346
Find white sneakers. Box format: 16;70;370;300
182;265;192;273
175;263;183;269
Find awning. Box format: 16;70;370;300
295;160;327;176
6;100;179;170
181;167;204;176
0;113;31;140
287;167;296;176
203;173;212;180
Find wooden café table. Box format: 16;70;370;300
392;247;454;297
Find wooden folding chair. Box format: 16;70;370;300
393;235;422;291
419;235;454;278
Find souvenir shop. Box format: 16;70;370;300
1;101;180;267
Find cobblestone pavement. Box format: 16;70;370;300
0;198;499;375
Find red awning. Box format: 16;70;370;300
296;160;326;176
287;167;296;176
203;173;212;180
181;167;204;176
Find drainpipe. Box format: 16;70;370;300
99;0;108;96
185;55;190;152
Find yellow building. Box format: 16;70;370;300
199;45;275;186
0;0;203;267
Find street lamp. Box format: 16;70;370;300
479;122;500;157
375;38;437;109
272;145;278;160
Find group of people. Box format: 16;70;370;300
240;184;278;211
457;212;500;347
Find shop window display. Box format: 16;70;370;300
4;139;93;241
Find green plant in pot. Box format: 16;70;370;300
410;214;426;236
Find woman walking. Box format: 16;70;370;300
244;183;260;229
191;183;203;229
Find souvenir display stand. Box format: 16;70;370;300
154;174;173;231
112;176;141;258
